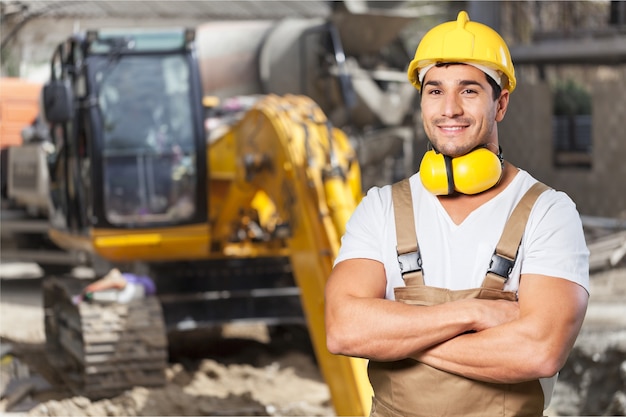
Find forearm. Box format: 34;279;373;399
414;320;552;383
414;276;588;384
326;295;478;361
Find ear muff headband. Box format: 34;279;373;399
419;147;503;195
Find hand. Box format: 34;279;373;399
468;298;520;332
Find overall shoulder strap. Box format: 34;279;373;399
483;181;551;290
392;179;424;285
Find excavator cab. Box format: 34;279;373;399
43;29;207;255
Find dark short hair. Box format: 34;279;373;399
421;62;502;101
485;73;502;101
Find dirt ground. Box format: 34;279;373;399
1;323;334;416
0;265;625;416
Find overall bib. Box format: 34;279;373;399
368;180;549;417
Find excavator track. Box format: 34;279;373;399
41;257;302;400
43;276;168;399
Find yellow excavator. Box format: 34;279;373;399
39;25;382;415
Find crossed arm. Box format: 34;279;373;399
324;258;589;384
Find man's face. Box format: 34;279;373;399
420;64;509;158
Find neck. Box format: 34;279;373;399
437;162;518;225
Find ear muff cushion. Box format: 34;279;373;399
452;148;502;194
419;150;451;195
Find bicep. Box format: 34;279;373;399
326;258;387;302
324;258;389;355
518;273;589;369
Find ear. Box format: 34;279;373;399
495;90;510;122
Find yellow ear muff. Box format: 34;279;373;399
419;150;453;195
452;148;503;194
420;147;503;195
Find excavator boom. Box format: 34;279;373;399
215;94;372;415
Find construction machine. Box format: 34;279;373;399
37;21;406;414
34;4;422;414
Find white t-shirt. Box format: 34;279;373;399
333;168;590;408
335;169;589;297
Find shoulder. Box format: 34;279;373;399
344;175;427;241
356;183;392;216
345;182;395;233
359;174;423;212
509;170;576;210
513;171;580;220
335;182;399;266
506;170;585;247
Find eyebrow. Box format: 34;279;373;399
423;79;486;90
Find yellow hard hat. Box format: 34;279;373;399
407;11;516;93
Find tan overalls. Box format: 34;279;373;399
368;179;549;417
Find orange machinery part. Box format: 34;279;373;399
0;77;42;149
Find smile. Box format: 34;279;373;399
438;126;467;131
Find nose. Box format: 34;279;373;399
442;94;463;118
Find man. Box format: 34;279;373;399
325;11;589;417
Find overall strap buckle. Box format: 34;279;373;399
398;251;422;277
487;253;515;282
